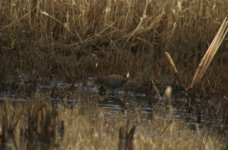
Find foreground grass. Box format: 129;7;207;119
0;99;227;150
61;108;226;150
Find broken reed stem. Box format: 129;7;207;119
164;52;183;88
188;17;228;90
165;52;179;74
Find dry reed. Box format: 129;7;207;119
188;17;228;90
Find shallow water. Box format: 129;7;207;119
0;76;227;135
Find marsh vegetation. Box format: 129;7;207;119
0;0;227;149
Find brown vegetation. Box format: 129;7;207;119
0;0;227;84
0;99;226;149
0;0;228;149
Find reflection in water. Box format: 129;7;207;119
99;96;127;111
0;76;227;135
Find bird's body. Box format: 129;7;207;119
98;75;127;89
97;73;129;89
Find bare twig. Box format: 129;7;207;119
150;79;162;100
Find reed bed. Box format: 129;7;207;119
0;0;227;83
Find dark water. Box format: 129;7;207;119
0;75;227;136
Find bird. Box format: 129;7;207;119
96;72;130;89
